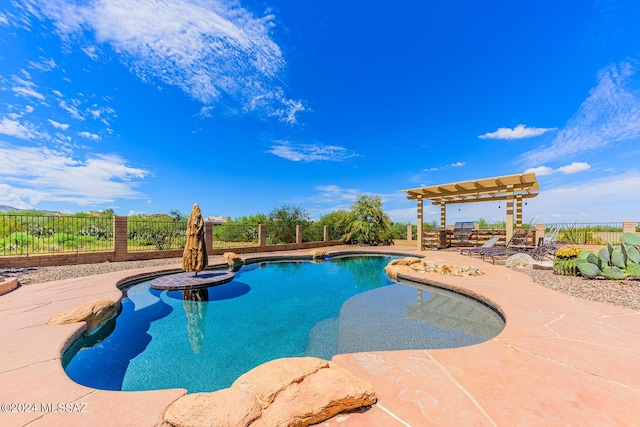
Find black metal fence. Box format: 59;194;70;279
0;214;114;255
211;224;260;249
126;218;188;252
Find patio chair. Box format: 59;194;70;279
460;236;500;257
484;231;556;264
480;229;535;263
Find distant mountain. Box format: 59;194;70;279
0;205;19;211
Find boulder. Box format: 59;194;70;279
164;388;261;427
259;362;377;427
506;253;536;270
310;249;328;260
164;357;376;427
48;299;117;333
232;357;329;407
222;252;244;267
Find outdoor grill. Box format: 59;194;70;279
453;222;475;245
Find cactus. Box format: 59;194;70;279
553;258;579;276
572;235;640;280
611;249;626;269
621;232;640;246
624;243;640;264
577;262;602;278
626;262;640;278
602;266;628;280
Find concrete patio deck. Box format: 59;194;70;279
1;246;639;426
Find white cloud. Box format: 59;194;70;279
520;61;640;166
478;124;557;140
18;0;305;123
525;162;591;176
0;117;49;140
78;131;100;141
524;171;640;223
10;75;45;101
267;141;358;162
48;119;70;130
0;143;149;206
557;162;591;174
451;161;465;167
524;166;554;176
28;57;57;72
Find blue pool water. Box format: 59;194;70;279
63;255;504;393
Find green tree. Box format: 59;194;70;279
317;210;350;241
340;194;391;245
267;204;310;244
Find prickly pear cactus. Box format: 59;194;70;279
577;262;602;279
621;232;640;246
623;243;640;264
602;266;628;280
611;249;626;269
626;262;640;278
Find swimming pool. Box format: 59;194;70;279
63;255;504;393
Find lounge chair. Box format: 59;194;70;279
460;236;500;257
480;230;535;263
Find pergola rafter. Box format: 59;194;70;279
402;172;539;250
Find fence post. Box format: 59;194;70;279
258;224;266;247
623;221;637;233
407;224;413;241
536;223;545;246
205;221;214;254
296;225;303;244
113;216;128;261
323;226;329;242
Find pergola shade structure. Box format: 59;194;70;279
402;173;539;250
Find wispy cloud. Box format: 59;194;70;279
520;61;640;166
0;143;148;207
422;161;466;172
48;119;70;130
525;162;591;176
10;74;45;101
479;124;557;140
14;0;305;124
78;131;101;141
267;141;358;162
0;117;49;140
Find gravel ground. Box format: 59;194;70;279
2;257;639;311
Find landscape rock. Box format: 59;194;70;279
48;299;117;333
506;253;535;270
310;249;328;260
385;257;484;278
163;357;376;427
164;388;261;427
258;362;377;427
222;252;244;267
232;357;329;407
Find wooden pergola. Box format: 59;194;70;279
402;172;539;250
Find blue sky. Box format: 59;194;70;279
1;0;640;225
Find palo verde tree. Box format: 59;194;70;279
340;194;391;245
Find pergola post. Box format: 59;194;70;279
506;185;514;242
416;197;424;251
440;201;446;229
516;195;523;229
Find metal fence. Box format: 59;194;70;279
263;224;297;245
546;222;624;245
0;214;114;255
127;218;188;252
210;224;260;249
301;224;325;243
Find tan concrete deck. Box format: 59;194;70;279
1;246;639;426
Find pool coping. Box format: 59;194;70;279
1;246;639;426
